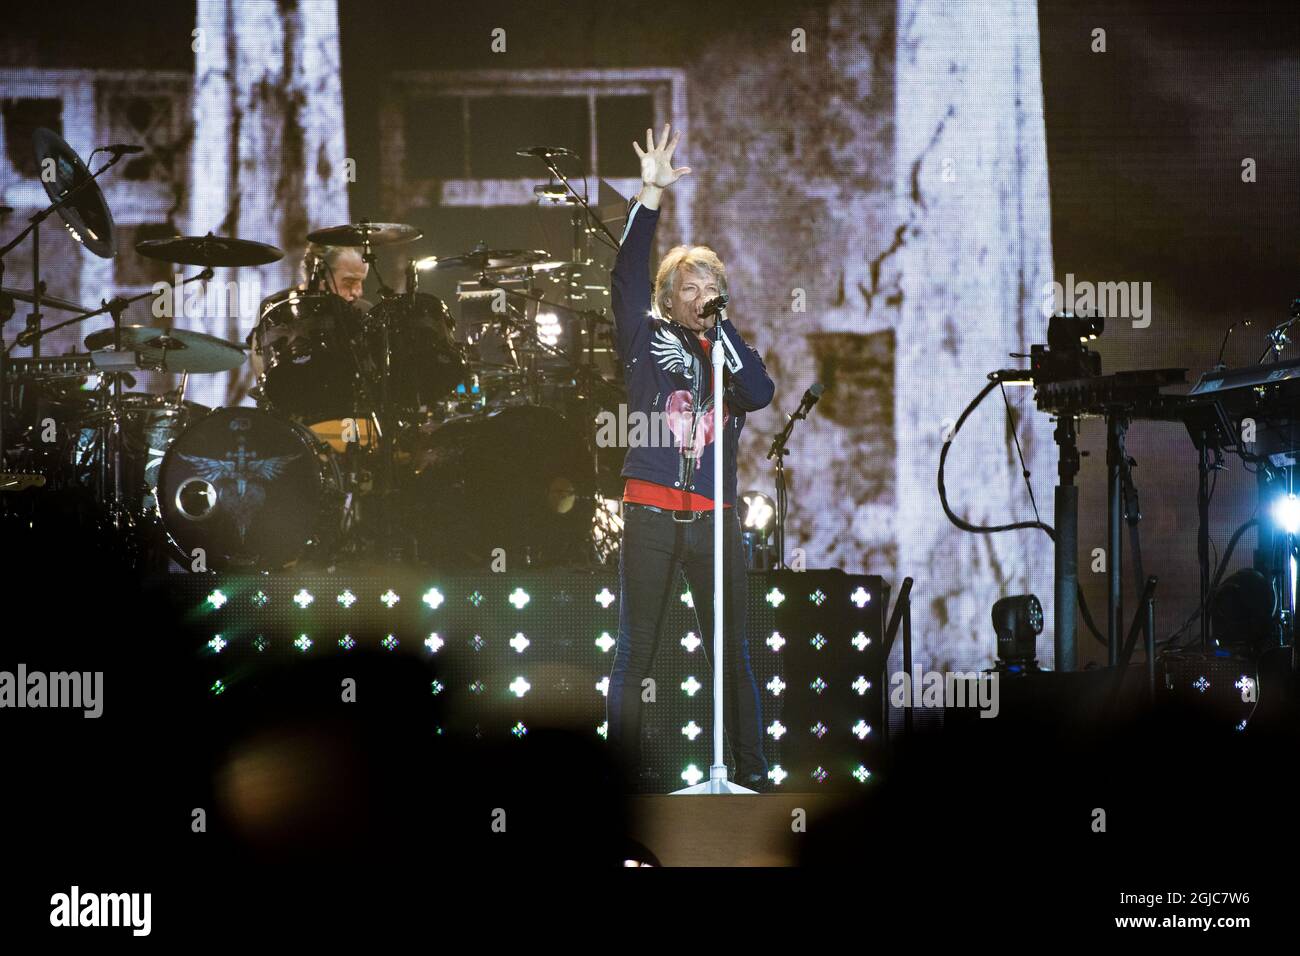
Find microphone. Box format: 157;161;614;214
1213;318;1253;369
105;143;145;155
699;293;729;319
516;145;576;158
307;255;326;294
766;382;824;460
792;382;824;419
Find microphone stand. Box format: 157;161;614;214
530;152;621;253
1259;301;1300;364
673;311;755;794
766;393;814;570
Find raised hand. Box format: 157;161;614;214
633;124;691;191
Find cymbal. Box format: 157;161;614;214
32;127;116;259
1;285;92;314
426;248;550;271
83;325;247;373
499;259;607;283
135;234;284;268
307;221;422;247
497;259;587;275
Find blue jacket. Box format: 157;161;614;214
611;199;775;505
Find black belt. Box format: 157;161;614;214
625;502;729;524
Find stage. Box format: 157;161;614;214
3;0;1300;940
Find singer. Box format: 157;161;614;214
606;124;776;792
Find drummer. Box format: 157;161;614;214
247;242;370;380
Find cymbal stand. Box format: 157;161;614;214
525;150;626;498
25;268;213;344
357;230;400;559
0;150;126;484
103;296;132;532
471;275;619;402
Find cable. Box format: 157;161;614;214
937;378;1053;538
999;382;1044;526
938;374;1108;646
1162;515;1259;649
1077;581;1106;645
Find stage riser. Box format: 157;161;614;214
175;569;887;792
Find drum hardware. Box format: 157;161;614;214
515;144;622;253
18;286;247;528
0;286;93;315
11;262;222;365
516;141;617;377
453;279;531;379
5;350;147;381
438;146;627;501
1;128;126;493
518;146;631;499
470;270;611;361
63;391;208;513
439;242;612;380
463;271;623;490
342;222;413;561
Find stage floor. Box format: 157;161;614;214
628;793;856;866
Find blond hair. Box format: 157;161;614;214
653;245;728;320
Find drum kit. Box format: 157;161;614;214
1;129;625;571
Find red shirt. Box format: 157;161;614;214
624;333;732;511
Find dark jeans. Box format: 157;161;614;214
606;503;767;791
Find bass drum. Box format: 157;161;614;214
157;407;343;569
403;405;596;566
